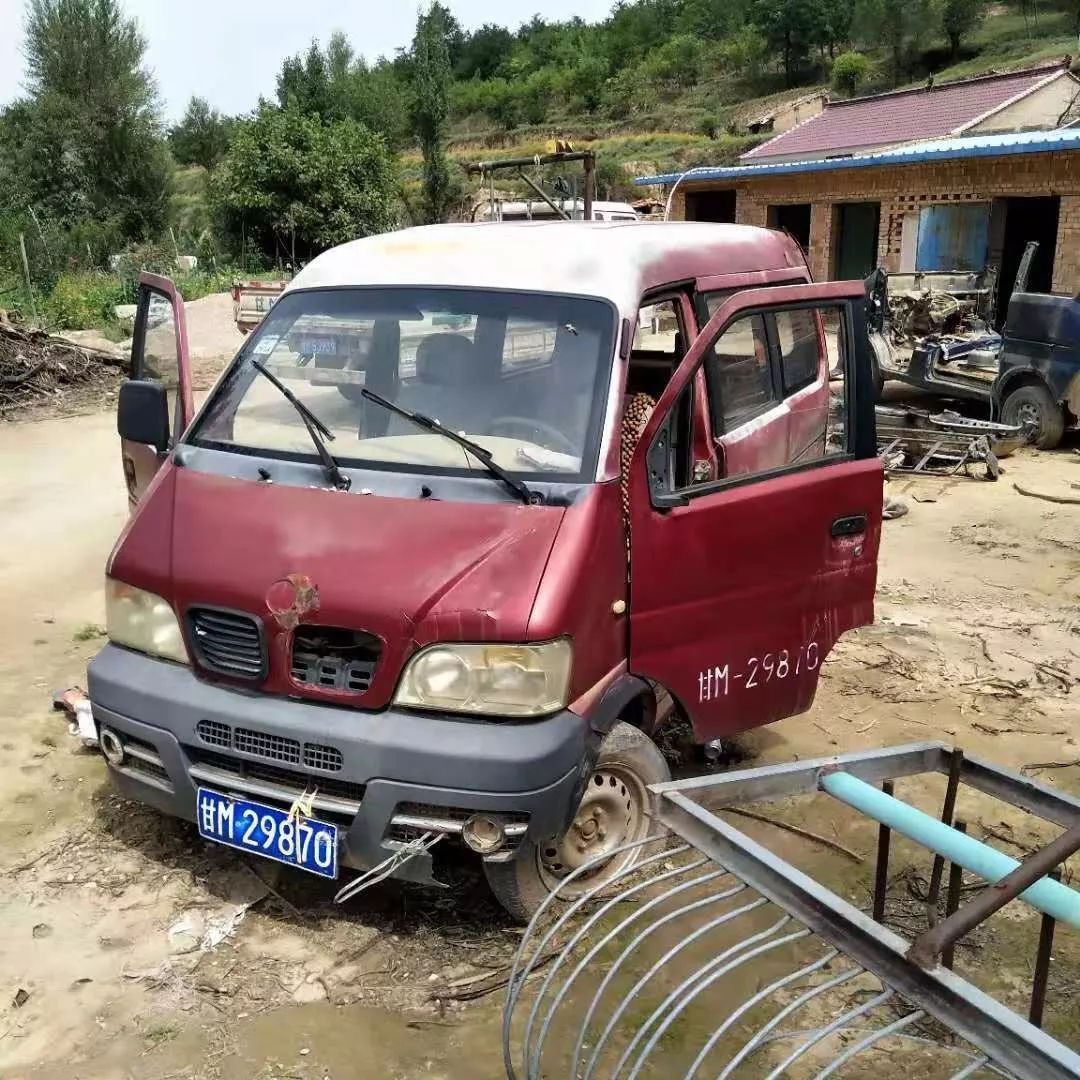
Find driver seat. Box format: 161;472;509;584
391;333;492;435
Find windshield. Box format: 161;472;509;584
192;287;615;482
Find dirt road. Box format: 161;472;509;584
2;369;1080;1075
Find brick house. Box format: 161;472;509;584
637;64;1080;322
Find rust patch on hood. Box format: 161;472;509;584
265;574;320;630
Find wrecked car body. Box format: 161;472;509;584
88;223;882;919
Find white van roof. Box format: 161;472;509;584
289;221;806;317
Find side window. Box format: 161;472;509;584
633;299;683;356
653;301;855;500
703;314;776;434
775;308;822;394
137;290;184;443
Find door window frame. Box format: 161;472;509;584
636;282;876;511
130;272;194;447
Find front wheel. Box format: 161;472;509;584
1001;382;1065;450
484;722;670;923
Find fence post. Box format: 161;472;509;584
18;233;39;325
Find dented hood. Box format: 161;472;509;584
110;466;566;708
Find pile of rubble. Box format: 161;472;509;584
0;323;125;418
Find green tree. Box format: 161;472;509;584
718;24;770;77
642;34;705;88
854;0;934;82
170;96;231;170
277;41;334;120
211;105;396;260
3;0;170;243
455;23;515;79
941;0;985;56
751;0;821;86
411;5;456;224
830;50;871;95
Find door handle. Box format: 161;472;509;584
831;514;867;538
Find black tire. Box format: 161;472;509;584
484;721;671;923
1001;382;1065;450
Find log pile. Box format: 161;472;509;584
0;323;125;417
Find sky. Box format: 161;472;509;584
0;0;617;122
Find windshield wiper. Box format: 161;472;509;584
359;387;536;505
251;360;351;491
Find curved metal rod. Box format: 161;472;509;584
521;847;699;1070
626;925;809;1080
513;839;688;1007
502;831;674;1080
716;966;864;1080
762;987;895;1080
812;1010;926;1079
525;855;712;1073
682;949;839;1080
950;1056;993;1079
569;868;733;1078
583;889;760;1080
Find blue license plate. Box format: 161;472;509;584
196;787;338;879
297;335;338;355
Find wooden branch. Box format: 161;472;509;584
721;806;863;863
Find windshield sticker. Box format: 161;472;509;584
253;335;279;356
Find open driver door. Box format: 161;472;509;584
118;273;194;509
626;281;882;741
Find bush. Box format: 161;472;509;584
831;51;872;96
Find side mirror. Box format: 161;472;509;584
118;380;170;453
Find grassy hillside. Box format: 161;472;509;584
439;6;1077;202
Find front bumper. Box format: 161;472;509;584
87;644;594;884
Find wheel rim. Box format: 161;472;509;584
1015;400;1042;430
536;762;650;895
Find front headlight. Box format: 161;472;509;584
395;640;572;717
105;579;189;665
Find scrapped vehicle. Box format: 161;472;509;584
232;278;288;335
867;247;1080;449
993;291;1080;449
89;223;882;919
473;198;640;223
866;265;1000;404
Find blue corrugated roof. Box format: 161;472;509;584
634;126;1080;186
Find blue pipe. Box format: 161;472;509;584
820;770;1080;930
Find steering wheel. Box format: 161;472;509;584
487;416;577;456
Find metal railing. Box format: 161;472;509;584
503;742;1080;1079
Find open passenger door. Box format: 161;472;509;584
627;281;882;741
118;273;194;509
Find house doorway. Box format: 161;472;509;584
685;189;736;222
833;202;881;280
767;203;811;254
994;195;1060;326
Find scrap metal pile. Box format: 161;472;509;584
0;323;124;418
875;406;1025;481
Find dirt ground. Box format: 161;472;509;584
1;319;1080;1076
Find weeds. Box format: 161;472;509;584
72;623;106;642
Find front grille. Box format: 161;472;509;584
195;720;343;773
188;608;265;680
235;726;301;764
188;747;365;805
304;743;344;772
291;626;380;694
196;719;231;748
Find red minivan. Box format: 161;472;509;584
89;222;882;919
